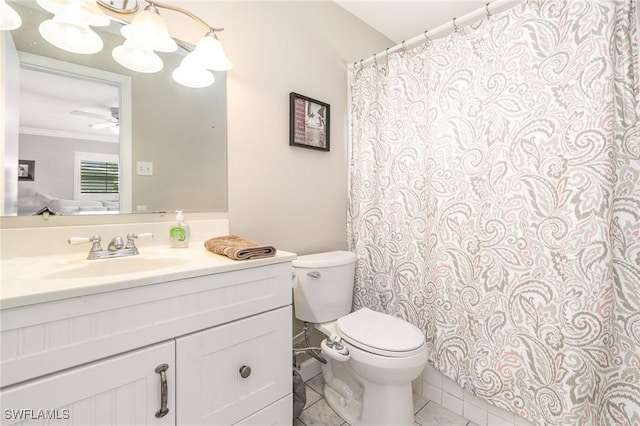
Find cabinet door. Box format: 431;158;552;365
176;306;291;425
1;341;175;426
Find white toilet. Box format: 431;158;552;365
292;251;428;426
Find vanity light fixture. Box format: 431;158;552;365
2;0;232;88
102;0;233;87
0;0;22;30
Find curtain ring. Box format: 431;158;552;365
452;17;459;32
401;41;407;52
424;30;431;43
385;48;390;71
485;3;491;18
373;53;378;69
355;59;364;77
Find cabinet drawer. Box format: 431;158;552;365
176;307;291;425
1;341;175;426
234;394;292;426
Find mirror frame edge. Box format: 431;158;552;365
0;211;229;229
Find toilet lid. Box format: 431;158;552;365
336;308;425;356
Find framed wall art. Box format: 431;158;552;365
289;92;330;151
18;160;35;181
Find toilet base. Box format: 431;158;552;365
358;381;414;426
323;367;415;426
324;385;361;425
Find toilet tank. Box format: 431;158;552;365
292;251;357;323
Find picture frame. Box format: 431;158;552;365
289;92;330;151
18;160;35;181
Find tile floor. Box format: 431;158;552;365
295;373;477;426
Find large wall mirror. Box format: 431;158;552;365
2;1;227;220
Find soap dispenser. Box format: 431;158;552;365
169;210;190;248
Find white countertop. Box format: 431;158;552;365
1;243;296;309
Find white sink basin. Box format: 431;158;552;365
44;256;189;279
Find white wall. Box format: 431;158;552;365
1;33;20;216
165;1;392;255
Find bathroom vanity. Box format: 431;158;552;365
0;230;295;426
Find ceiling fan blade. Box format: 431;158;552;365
70;110;112;120
90;121;118;129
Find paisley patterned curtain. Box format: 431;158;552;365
347;1;640;424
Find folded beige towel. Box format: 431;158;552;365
204;235;276;260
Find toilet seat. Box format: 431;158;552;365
336;308;426;358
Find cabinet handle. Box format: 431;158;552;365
239;365;252;378
155;364;170;418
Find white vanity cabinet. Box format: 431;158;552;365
0;258;294;426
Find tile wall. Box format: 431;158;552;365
415;363;536;426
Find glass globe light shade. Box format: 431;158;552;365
0;0;22;30
120;6;177;53
188;32;233;71
36;0;69;15
172;57;215;88
39;17;103;54
36;0;109;27
112;40;163;73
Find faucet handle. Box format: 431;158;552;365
68;235;102;253
69;235;98;244
125;232;154;249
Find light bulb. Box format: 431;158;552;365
0;0;22;30
112;40;163;73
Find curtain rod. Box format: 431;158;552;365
351;0;526;69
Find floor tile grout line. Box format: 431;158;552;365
301;396;323;411
414;399;431;417
305;384;322;397
414;398;429;415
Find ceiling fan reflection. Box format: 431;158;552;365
70;107;119;133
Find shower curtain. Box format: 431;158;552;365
347;1;640;424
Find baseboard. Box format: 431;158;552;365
299;358;322;382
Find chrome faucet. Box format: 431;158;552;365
108;236;124;251
69;232;154;260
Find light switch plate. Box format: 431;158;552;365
136;161;153;176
